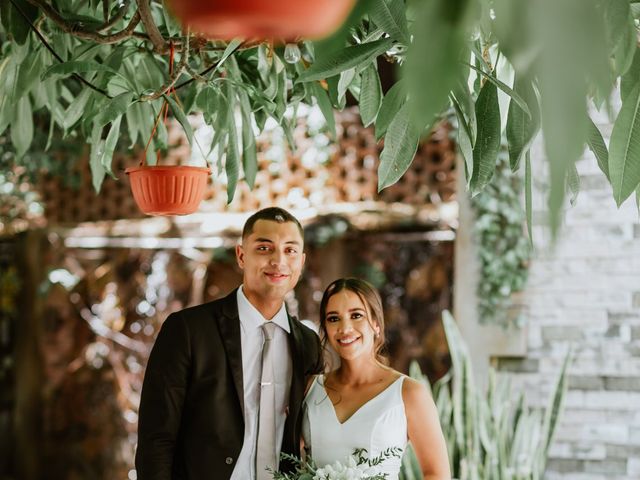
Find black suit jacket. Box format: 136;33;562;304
135;289;323;480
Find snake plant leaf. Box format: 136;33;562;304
359;63;383;127
609;83;640;206
369;0;410;44
375;81;406;141
470;80;501;194
377;103;422;191
538;349;571;472
586;116;610;181
297;38;393;83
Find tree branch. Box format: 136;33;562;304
26;0;142;44
139;36;190;101
96;0;131;33
135;0;169;54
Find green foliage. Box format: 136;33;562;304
0;0;639;226
472;154;530;327
400;312;571;480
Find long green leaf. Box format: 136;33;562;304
525;152;533;246
370;0;410;44
376;81;406;141
467;63;531;118
63;89;92;131
602;0;630;51
451;93;473;180
43;60;122;81
621;48;640;102
224;86;239;203
586;116;610;181
164;95;193;146
470;80;501;194
359;63;382;127
405;0;471;130
96;92;134;128
609;83;640;205
89;123;106;193
239;91;257;188
2;0;38;45
101;115;122;178
11;96;33;157
377;103;422;191
310;82;336;138
613;12;636;77
566;162;580;206
538;349;571;472
506;75;539;171
297;38;393;83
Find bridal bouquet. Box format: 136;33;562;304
270;447;402;480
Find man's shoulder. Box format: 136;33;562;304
169;289;238;323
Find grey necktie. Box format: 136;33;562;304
256;322;277;480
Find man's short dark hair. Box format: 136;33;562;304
242;207;304;239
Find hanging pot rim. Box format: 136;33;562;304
125;165;211;175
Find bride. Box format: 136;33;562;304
302;278;451;480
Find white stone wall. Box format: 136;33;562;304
499;101;640;479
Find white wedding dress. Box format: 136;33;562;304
302;375;408;480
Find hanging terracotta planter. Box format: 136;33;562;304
126;164;211;216
167;0;357;41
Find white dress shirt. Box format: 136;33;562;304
230;286;293;480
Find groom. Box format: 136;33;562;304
136;207;323;480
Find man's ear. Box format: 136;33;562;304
301;252;306;268
235;244;245;269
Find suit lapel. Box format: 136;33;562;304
287;315;305;409
216;289;245;415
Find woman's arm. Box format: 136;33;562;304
403;377;452;480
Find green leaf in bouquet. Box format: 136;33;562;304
370;0;410;44
12;96;33;158
470;80;501;194
359;63;383;127
376;81;406;141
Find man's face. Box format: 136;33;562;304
236;219;305;303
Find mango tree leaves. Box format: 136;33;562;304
506;75;539;171
470;80;501;194
11;96;33;157
310;82;337;138
359;63;383;127
405;0;472;130
586;116;610;181
375;81;406;141
377;103;422;191
297;38;393;83
609;83;640;206
621;48;640;102
369;0;410;44
1;0;38;45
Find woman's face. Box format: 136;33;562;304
323;289;380;362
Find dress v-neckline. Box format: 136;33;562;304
320;375;403;426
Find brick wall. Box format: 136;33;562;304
498;98;640;479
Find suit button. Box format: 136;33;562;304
225;457;233;465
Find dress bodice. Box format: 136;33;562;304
302;375;408;479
